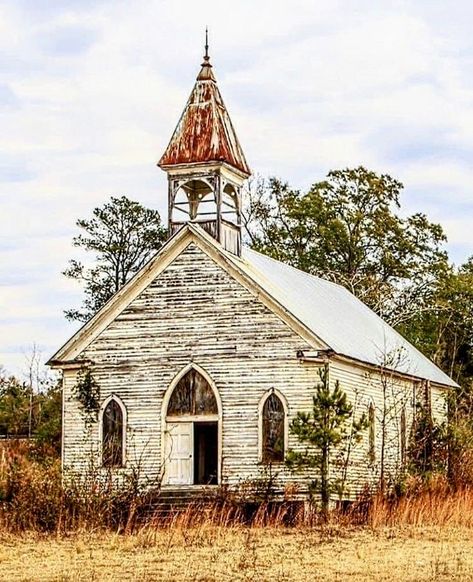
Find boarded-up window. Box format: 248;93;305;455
400;406;407;465
102;399;124;468
368;403;376;464
262;393;285;463
168;369;218;416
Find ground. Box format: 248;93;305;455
0;526;472;581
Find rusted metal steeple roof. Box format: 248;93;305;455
158;37;251;176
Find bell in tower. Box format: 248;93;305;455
158;33;251;256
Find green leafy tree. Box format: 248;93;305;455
0;368;62;456
243;167;447;327
0;373;31;436
401;258;473;486
33;379;62;455
286;366;367;517
401;258;473;386
408;400;447;478
64;196;167;322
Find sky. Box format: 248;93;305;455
1;0;473;377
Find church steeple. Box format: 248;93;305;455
158;35;250;256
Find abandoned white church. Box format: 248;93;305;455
48;46;457;499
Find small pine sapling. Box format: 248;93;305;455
286;365;368;517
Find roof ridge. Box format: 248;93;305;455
243;246;344;291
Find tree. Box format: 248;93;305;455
286;366;367;517
369;349;413;491
0;373;31;437
407;258;473;485
0;367;61;455
243;167;448;327
401;258;473;386
64;196;167;322
392;254;473;487
408;399;447;479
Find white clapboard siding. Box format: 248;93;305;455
329;359;417;497
64;243;319;489
432;385;448;425
62;242;449;497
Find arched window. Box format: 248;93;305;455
102;398;125;468
261;393;286;464
368;403;376;464
167;368;218;416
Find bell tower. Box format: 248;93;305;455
158;33;251;256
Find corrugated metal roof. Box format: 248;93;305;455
158;57;251;176
239;246;457;387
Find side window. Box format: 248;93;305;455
261;392;286;464
400;406;407;465
368;402;376;464
102;398;125;468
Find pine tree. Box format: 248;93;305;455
64;196;167;322
286;366;367;517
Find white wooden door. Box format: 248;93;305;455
164;422;193;485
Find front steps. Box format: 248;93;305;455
138;486;220;521
135;486;306;525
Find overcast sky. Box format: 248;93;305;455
1;0;473;376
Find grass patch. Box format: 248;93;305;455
0;526;472;581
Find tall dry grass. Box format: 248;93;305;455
368;482;473;528
2;440;473;535
0;440;150;533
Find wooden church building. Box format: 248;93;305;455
49;46;457;498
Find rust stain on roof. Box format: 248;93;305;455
158;59;251;176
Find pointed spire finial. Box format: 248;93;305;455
204;26;209;61
197;26;216;81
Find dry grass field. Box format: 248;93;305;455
0;525;472;581
2;451;473;581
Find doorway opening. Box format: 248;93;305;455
194;421;218;485
164;367;220;486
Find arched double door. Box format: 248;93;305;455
163;367;220;486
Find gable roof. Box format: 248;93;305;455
158;58;251;176
49;224;457;388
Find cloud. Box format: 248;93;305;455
0;84;19;108
0;157;35;183
1;0;473;374
37;24;98;56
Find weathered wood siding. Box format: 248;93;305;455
62;241;449;496
328;361;449;498
329;359;416;497
431;384;448;425
63;242;321;489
